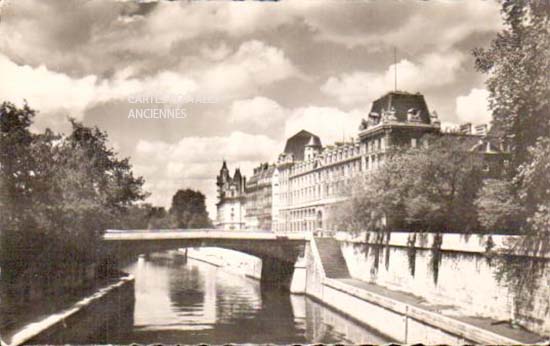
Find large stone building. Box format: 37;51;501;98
216;91;510;232
274;91;443;232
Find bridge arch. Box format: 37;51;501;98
102;230;308;289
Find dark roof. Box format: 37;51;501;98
233;168;242;180
283;130;322;161
370;91;431;124
306;135;322;147
247;164;275;186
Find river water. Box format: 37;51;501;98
112;253;391;344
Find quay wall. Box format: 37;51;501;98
4;275;135;346
301;235;547;344
186;247;262;280
173;233;549;340
336;231;550;336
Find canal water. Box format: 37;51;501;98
112;253;391;344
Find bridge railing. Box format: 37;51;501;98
105;228;278;234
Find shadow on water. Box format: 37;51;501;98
110;252;391;345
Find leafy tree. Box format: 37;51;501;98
30;120;148;264
334;174;385;235
169;189;212;228
473;0;550;168
0;102;40;282
515;137;550;249
334;135;485;234
475;179;525;233
0;103;147;285
148;206;172;229
406;136;485;233
472;2;550;319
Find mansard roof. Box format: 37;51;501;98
283;130;322;161
306;135;322;147
370;91;431;124
247;163;275;186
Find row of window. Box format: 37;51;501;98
278;154;383;206
291;144;362;175
277;208;322;232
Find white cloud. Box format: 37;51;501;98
284;106;365;146
135;131;280;164
321;52;465;106
0;39;296;125
0;53;197;119
197;40;297;99
229;97;287;129
199;42;233;62
133;131;281;216
301;0;501;50
144;2;295;50
456;88;492;125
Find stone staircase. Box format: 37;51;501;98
315;237;351;278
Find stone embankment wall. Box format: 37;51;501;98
337;232;550;336
301;235;548;344
187;247;262;279
4;275;135;345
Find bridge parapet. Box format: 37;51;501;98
102;229;311;290
104;229;311;241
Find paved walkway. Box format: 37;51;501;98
337;278;546;344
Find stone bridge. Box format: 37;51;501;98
102;229;310;289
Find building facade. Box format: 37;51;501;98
216;91;510;233
215;161;246;230
244;163;275;230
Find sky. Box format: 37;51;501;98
0;0;503;218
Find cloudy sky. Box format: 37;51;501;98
0;0;502;218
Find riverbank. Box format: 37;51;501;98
0;274;134;345
306;235;548;344
186;239;548;344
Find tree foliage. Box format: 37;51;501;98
0;102;147;284
473;0;550;168
475;179;525;233
472;2;550;317
335;135;485;234
473;0;550;238
403;136;484;233
515;137;550;252
0;103;40;281
169;189;212;228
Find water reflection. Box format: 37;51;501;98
113;253;390;344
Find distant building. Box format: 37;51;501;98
216;90;510;233
273;92;442;233
244;163;275;230
215;161;246;230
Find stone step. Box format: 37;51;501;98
315;237;351;279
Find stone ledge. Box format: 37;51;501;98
336;231;550;259
323;278;525;345
5;275;134;346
